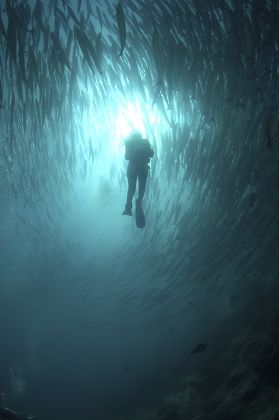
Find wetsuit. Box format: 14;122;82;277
123;137;154;213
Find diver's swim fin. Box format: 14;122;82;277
135;199;145;228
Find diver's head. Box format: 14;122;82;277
129;129;142;140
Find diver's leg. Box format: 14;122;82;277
127;169;137;206
123;167;137;214
138;169;148;205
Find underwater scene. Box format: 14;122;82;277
0;0;279;419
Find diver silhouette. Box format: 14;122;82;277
122;129;154;216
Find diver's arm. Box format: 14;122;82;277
144;140;154;158
149;144;154;158
124;141;133;160
125;146;133;160
124;146;129;160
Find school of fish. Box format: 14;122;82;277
0;0;278;332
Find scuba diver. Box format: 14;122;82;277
122;129;154;216
0;406;35;420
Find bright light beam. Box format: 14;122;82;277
81;95;163;179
